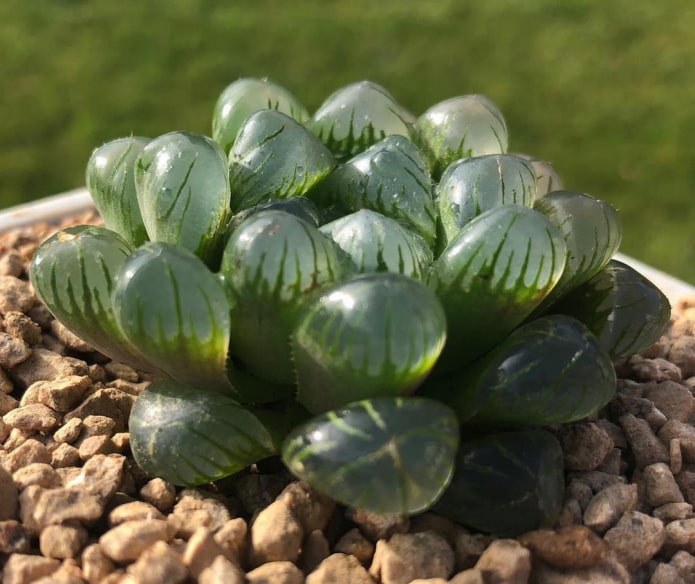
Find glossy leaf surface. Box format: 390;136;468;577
282;397;459;514
220;210;343;385
212;77;309;153
321;209;432;280
86;136;149;247
130;379;279;486
434;430;564;537
553;259;671;358
534;190;622;307
315;135;436;246
135;131;231;266
415;94;508;178
428;315;616;428
113;242;231;391
515;153;564;198
429;205;566;371
437;154;537;250
307;80;412;159
29;226;149;370
293;273;447;414
228;110;335;211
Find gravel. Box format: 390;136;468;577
2;214;695;583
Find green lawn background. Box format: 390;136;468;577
2;0;694;281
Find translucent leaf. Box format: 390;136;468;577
86;136;150;247
282;397;459;514
426;315;616;429
228;110;336;212
313;135;436;246
552;259;671;359
135;131;231;266
29;225;150;370
429;205;566;371
293;273;447;414
415;94;508;178
436;154;537;251
434;430;564;537
212;77;309;154
113;242;231;391
220;210;343;385
320;209;432;280
307;80;413;159
514;153;564;198
130;379;280;485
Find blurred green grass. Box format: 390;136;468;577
1;0;694;281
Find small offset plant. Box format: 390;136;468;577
30;78;670;537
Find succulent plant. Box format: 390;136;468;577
29;78;670;537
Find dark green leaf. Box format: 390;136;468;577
282;397;459;514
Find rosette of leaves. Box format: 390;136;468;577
29;77;671;528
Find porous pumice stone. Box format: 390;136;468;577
1;213;695;584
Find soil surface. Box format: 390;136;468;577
1;214;695;583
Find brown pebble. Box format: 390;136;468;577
672;438;684;475
126;540;188;584
474;539;531;584
2;553;60;583
3;438;51;473
659;419;695;463
12;462;60;490
139;477;177;513
519;525;606;569
246;560;304;584
213;517;248;565
11;348;83;389
78;434;117;460
250;499;303;566
99;518;174;562
677;469;695;506
629;355;682;382
52;418;83;445
0;519;31;554
21;375;92;412
448;569;485;584
4;403;61;432
108;500;165;526
82;543;116;583
670;550;695;581
651;562;687;584
50;320;93;352
0;463;19;520
668;336;695;378
39;523;88;559
654;502;693;522
307;553;374;584
618;413;670;468
0;275;36;313
334;527;376;565
51;443;80;468
0;331;32;369
557;422;614;471
64;453;126;500
64;387;134;433
0;391;19;415
370;531;455;584
198;555;246;584
0;252;25;278
554;498;583;528
603;511;665;571
299;529;331;574
453;531;494;571
665;518;695;554
346;507;409;541
183;526;228;578
3;311;42;344
643;462;685;506
644;380;695;422
279;480;336;532
171;489;232;537
33;488;105;528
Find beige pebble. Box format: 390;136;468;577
12;462;60;490
0;391;19;416
39;523;88;559
2;553;60;584
0;463;19;520
518;526;606;569
104;360;140;382
63;453;126;500
299;529;331;573
171;489;231;537
474;539;530;584
603;511;665;571
0;252;24;278
370;531;455;584
0;331;32;369
99;518;174;562
583;483;638;533
11;348;83;389
33;487;105;528
50;320;93;352
213;517;248;565
346;507;409;541
21;375;92;413
654;502;693;522
246;560;304;584
250;499;303;566
306;552;374;584
78;434;117;460
77;414;116;441
0;520;31;554
670;550;695;581
64;388;134;433
448;569;485;584
643;462;685;506
182;526;228;579
618;413;670;468
665;518;695;554
668;336;695;378
671;438;684;475
126;540;188;584
554;498;583;528
651;562;687;584
3;403;61;432
629;355;682;382
3;311;41;345
677;469;695;506
565;480;594;511
139;477;177;513
3;438;51;473
81;543;116;584
53;418;83;444
659;419;695;463
644;380;695;421
557;422;613;471
453;531;494;571
198;555;245;584
409;513;459;547
51;443;80;468
278;480;336;532
108;500;165;526
334;527;376;565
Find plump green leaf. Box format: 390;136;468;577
321;209;432;280
428;205;566;371
135;131;231;267
228;196;320;234
228;110;336;212
534;190;622;307
212;77;309;154
282;397;459;514
293;273;447;414
552;259;671;359
29;225;150;370
415;94;508;178
434;430;564;537
220;210;343;385
426;315;616;428
307;80;413;159
130;379;280;485
515;153;564;198
313;135;436;246
86;136;150;247
436;154;537;251
113;242;232;391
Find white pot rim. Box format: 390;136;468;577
1;188;692;305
